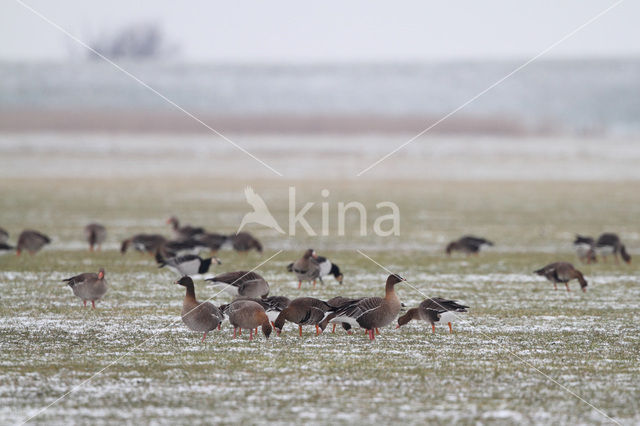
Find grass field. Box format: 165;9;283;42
1;171;639;425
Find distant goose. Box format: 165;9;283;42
63;268;108;308
206;271;270;298
291;249;320;288
229;232;263;253
273;297;331;336
225;300;272;340
167;216;205;241
121;234;167;255
17;230;51;255
175;276;224;341
161;239;209;257
319;274;405;340
155;251;221;276
534;262;588;292
573;235;596;264
397;298;469;333
596;233;631;264
195;232;229;253
446;235;493;256
84;223;107;252
287;254;343;285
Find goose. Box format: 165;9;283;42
0;228;12;252
229;232;263;253
16;230;51;255
84;223;106;252
195;232;228;253
319;274;405;340
206;271;270;298
596;233;631;264
534;262;588;292
287;254;343;285
120;234;166;255
325;296;363;333
222;295;291;324
291;249;320;288
446;235;493;256
225;300;272;340
397;298;469;333
167;216;205;241
273;297;331;336
175;276;224;341
160;238;209;257
573;235;596;264
155;251;221;276
63;268;108;308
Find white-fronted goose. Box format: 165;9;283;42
206;271;270;298
291;249;320;289
167;216;205;241
596;233;631;264
223;295;291;324
63;268;108;308
534;262;588;292
225;300;272;340
273;297;331;336
397;298;469;333
175;276;224;341
195;232;228;253
573;235;596;264
319;274;405;340
84;223;106;252
325;296;363;333
229;232;263;253
446;235;493;256
121;234;167;255
16;230;51;255
156;251;221;276
287;254;343;285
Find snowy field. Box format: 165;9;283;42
0;134;639;425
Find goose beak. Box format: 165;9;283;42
395;324;400;329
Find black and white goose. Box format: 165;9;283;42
573;235;596;264
0;227;12;252
156;251;221;276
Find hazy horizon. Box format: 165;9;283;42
2;0;639;62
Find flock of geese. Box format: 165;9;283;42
0;220;632;342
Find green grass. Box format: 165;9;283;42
1;178;639;425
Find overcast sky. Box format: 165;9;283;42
1;0;638;62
